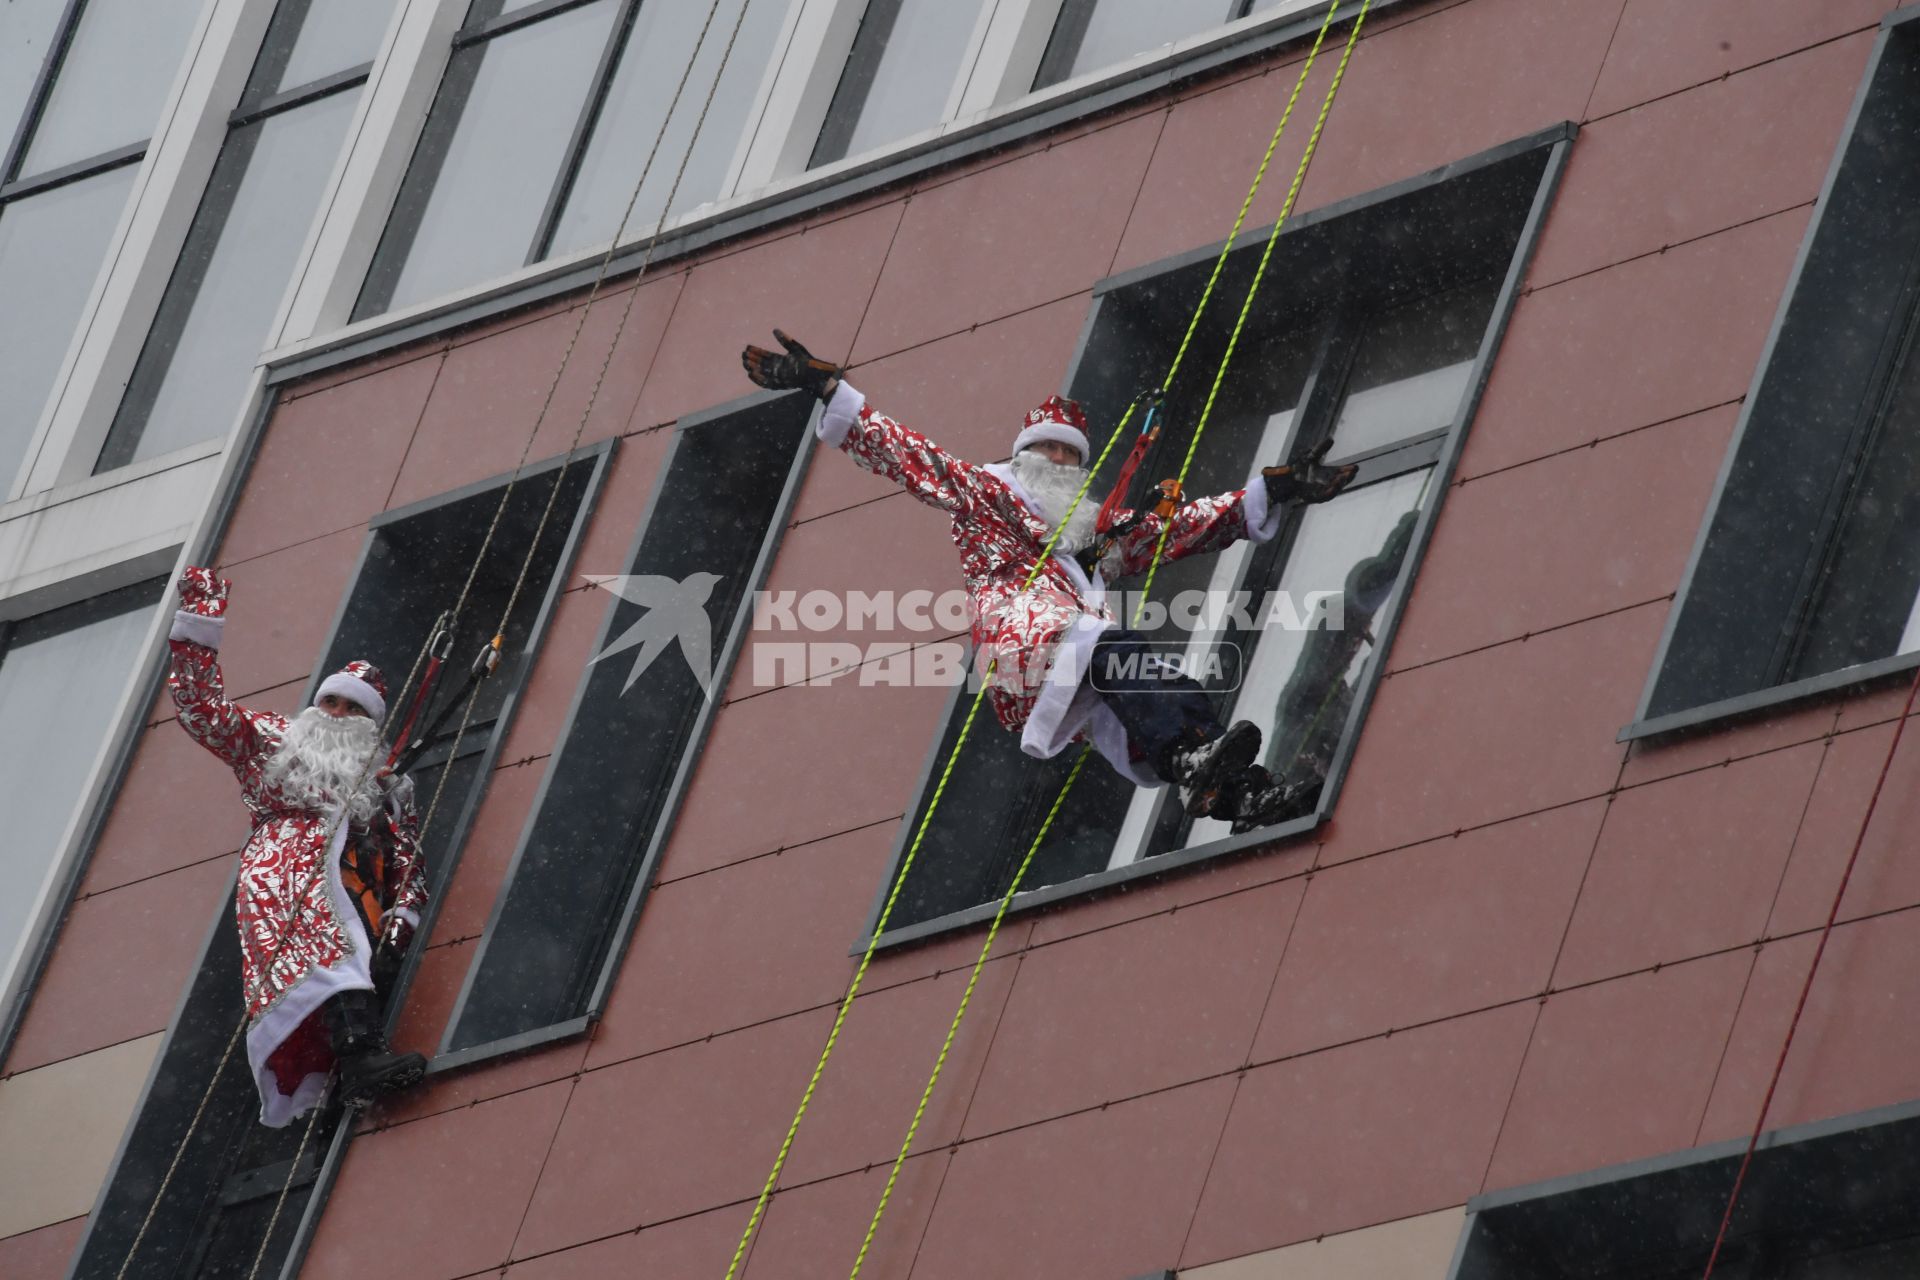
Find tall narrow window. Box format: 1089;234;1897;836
0;579;163;981
0;0;200;489
1635;11;1920;732
95;0;395;471
872;133;1563;938
444;394;812;1059
809;0;992;168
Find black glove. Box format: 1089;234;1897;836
371;920;414;994
741;329;843;401
1263;439;1358;506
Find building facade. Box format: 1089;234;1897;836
4;0;1919;1276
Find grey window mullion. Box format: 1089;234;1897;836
461;0;607;44
809;0;904;167
527;0;644;266
0;135;141;202
1032;0;1097;91
0;0;86;186
229;64;371;129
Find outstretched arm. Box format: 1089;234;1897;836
1104;441;1359;579
743;329;992;515
168;566;277;775
820;383;995;516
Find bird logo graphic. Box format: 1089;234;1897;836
584;573;725;697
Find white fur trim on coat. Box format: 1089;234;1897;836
819;381;864;448
1241;470;1284;543
170;610;225;649
1012;421;1090;464
316;671;387;721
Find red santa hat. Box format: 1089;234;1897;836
315;660;388;721
1012;395;1090;464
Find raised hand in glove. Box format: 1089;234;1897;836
177;565;232;618
1263;439;1358;506
741;329;843;401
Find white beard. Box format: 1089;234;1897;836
1012;451;1100;555
263;706;384;825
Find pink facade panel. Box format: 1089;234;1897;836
1184;1003;1535;1264
1553;741;1823;986
1257;799;1600;1060
220;351;442;566
1588;0;1889;118
963;879;1300;1137
1530;32;1873;287
1392;402;1734;668
1484;949;1751;1191
1461;208;1807;480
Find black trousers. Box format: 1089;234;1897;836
1087;628;1224;783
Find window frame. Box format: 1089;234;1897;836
93;1;387;474
1624;5;1920;743
855;124;1575;952
62;438;614;1280
433;389;817;1070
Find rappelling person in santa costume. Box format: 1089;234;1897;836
743;330;1357;831
168;566;428;1126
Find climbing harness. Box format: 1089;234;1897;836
724;5;1374;1277
113;0;760;1273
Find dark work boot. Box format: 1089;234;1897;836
1216;765;1316;835
1161;721;1262;817
322;989;426;1106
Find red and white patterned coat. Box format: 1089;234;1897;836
820;384;1284;782
167;580;425;1126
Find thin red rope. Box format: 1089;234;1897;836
1700;663;1920;1277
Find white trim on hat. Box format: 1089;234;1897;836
315;671;386;721
1012;421;1090;463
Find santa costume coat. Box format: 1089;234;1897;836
820;383;1286;784
168;586;426;1127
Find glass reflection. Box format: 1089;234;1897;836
1328;279;1499;458
1178;470;1427;850
369;0;617;316
272;0;402;92
1041;0;1231;89
0;0;65;156
21;0;198;174
818;0;988;164
548;0;786;257
0;588;161;973
99;91;361;472
0;164;137;488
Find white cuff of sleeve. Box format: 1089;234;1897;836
1242;476;1283;543
818;381;864;448
170;610;225;649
